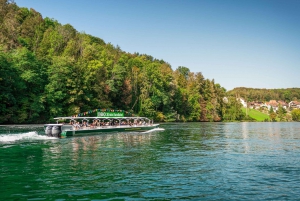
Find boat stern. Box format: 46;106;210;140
44;124;64;138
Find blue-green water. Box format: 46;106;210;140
0;122;300;200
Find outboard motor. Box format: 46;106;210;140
52;125;62;138
45;126;53;136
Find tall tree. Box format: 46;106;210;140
291;109;300;121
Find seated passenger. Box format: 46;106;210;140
74;122;80;130
82;121;89;128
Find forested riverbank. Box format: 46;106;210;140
0;1;243;123
1;1;299;124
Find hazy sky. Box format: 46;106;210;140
14;0;300;90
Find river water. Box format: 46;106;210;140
0;122;300;200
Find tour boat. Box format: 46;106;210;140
44;113;160;138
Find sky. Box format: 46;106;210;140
14;0;300;90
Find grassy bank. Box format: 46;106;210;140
242;108;270;122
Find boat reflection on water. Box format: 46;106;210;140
71;128;165;152
42;128;165;164
65;129;164;166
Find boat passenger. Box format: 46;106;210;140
90;122;94;128
74;122;80;130
92;120;98;127
81;121;89;128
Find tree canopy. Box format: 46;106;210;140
228;87;300;102
0;1;256;123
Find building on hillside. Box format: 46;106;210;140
237;98;247;108
266;100;278;112
260;102;268;109
278;100;288;110
249;101;264;109
289;101;300;110
237;98;293;111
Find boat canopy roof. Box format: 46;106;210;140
54;117;151;121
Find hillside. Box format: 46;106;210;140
1;1;249;123
228;87;300;102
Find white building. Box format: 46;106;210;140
237;98;247;108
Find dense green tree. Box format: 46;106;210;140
186;72;202;121
173;67;189;119
277;104;287;121
269;112;277;122
0;49;24;123
45;56;78;118
222;96;245;121
291;109;300;121
269;106;277;122
10;47;47;122
0;1;20;50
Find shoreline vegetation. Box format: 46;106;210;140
1;1;300;124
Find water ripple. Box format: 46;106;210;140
0;123;300;200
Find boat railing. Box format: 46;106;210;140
70;123;153;130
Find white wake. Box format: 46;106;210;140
0;131;56;142
142;127;165;133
